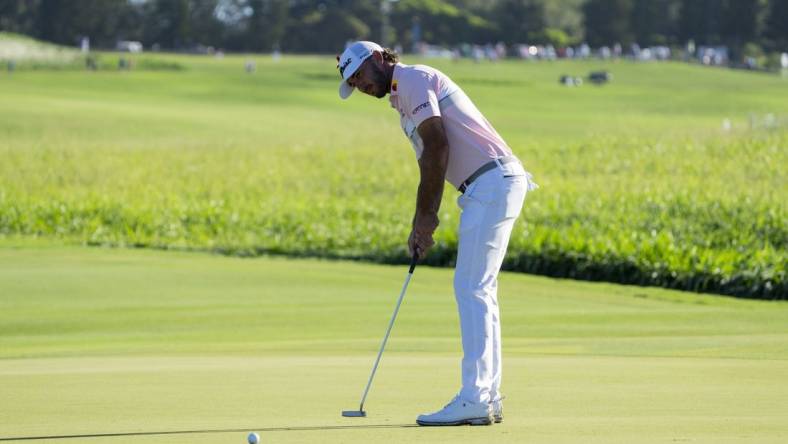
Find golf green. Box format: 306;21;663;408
1;242;787;443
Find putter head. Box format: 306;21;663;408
342;410;366;417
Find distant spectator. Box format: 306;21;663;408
495;42;507;59
698;46;729;66
545;44;557;60
484;43;497;61
272;44;281;62
472;45;483;63
654;46;671;60
686;40;696;58
85;55;97;71
245;60;256;73
631;43;641;59
579;43;591;58
116;40;142;53
7;60;15;72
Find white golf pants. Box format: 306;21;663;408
454;159;533;404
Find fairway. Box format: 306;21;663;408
1;243;787;443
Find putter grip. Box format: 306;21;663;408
409;253;418;274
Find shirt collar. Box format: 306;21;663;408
390;63;405;96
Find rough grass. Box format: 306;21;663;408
0;53;786;298
0;32;79;65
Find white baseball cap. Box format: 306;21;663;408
337;41;384;99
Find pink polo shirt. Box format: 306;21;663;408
388;63;514;189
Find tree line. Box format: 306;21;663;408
1;0;786;58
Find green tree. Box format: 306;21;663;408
35;0;68;44
543;0;585;44
247;0;288;52
146;0;192;49
764;0;788;51
281;0;371;53
679;0;724;45
680;0;763;58
492;0;545;44
722;0;761;47
0;0;40;35
583;0;634;46
389;0;493;48
188;0;223;46
631;0;680;45
143;0;222;50
35;0;133;47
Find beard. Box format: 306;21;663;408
369;63;389;98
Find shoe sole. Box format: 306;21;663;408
494;416;503;424
417;416;493;426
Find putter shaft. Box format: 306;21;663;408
355;255;418;414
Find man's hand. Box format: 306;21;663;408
408;212;439;258
409;116;449;260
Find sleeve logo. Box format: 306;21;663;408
412;102;430;115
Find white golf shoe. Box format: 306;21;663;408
491;397;504;423
416;395;493;426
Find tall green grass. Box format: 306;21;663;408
0;32;183;71
0;53;785;298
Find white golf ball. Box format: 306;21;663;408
247;432;260;444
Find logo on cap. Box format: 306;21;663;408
338;57;352;77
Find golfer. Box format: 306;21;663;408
336;41;536;426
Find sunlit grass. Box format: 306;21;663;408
0;53;785;298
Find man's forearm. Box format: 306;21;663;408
414;142;448;227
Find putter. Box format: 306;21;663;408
342;253;419;418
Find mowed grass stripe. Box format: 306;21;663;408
1;244;787;443
1;243;787;360
1;356;787;442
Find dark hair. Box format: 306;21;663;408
382;48;399;63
